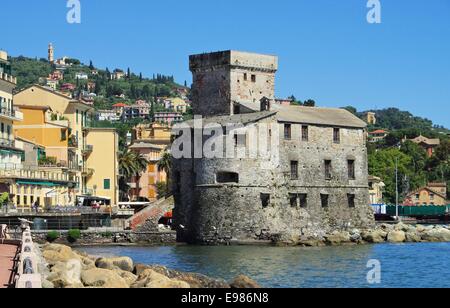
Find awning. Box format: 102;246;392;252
16;181;56;187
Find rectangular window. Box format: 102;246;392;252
261;193;270;208
76;109;79;124
244;73;248;81
302;126;309;142
321;194;329;208
348;194;356;208
290;161;298;180
284;124;292;140
289;194;298;207
430;194;434;200
216;172;239;184
61;129;67;141
103;179;111;190
333;128;340;144
348;160;355;180
325;160;332;180
299;194;308;208
251;74;256;82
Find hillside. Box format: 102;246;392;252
10;55;188;110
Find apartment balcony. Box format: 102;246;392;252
68;135;79;148
81;167;95;177
82;188;94;196
81;144;94;156
0;138;23;151
0;73;17;85
0;168;76;183
0;107;23;121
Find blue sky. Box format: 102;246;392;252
2;0;449;127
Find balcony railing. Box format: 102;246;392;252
82;144;94;155
0;138;23;150
68;136;79;148
81;167;95;177
0;107;23;120
0;168;76;182
0;73;17;85
82;188;94;196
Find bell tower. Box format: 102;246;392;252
48;43;54;63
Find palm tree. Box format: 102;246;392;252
119;150;149;201
157;151;172;197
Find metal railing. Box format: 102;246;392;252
0;137;16;148
0;168;76;182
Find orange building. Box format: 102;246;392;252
404;183;448;206
128;123;171;201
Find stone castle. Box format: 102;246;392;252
173;50;374;244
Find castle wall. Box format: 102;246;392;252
173;120;374;244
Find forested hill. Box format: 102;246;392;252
9;55;188;110
342;106;449;139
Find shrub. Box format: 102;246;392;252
46;231;60;243
67;229;81;243
101;231;113;238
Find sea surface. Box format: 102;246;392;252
80;243;450;288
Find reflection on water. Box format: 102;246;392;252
80;243;450;288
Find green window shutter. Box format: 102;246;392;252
104;179;111;190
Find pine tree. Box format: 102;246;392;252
139;72;143;82
89;60;94;70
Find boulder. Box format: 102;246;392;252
379;224;394;232
230;275;261;288
421;228;450;242
394;222;410;232
114;269;138;286
41;279;55;289
325;231;351;246
41;244;80;264
405;231;422;243
134;264;229;288
387;230;406;243
81;268;129;288
47;259;83;288
131;269;190;288
349;229;361;242
415;225;427;233
362;230;387;243
95;257;134;272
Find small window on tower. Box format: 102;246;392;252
321;194;329;208
244;73;248;81
251;75;256;82
261;193;271;208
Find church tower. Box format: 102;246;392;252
48;43;54;63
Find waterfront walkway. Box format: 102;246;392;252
0;244;17;288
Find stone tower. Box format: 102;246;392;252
48;43;54;63
189;50;278;117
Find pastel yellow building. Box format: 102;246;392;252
13;85;120;206
13;105;73;168
83;128;119;206
1;51;76;210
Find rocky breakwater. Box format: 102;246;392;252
281;223;450;246
39;243;260;289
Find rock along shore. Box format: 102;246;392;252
278;223;450;246
38;243;261;289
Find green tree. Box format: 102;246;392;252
368;148;412;204
118;150;149;201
